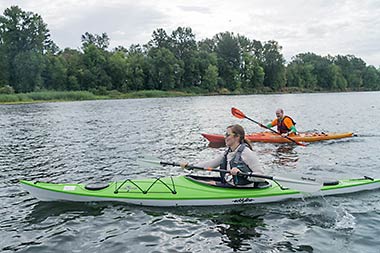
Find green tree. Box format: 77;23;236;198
214;32;241;91
59;48;83;90
107;51;128;91
147;47;182;90
171;27;197;59
237;35;264;61
171;27;199;88
334;55;366;90
262;40;286;90
81;32;110;50
241;52;264;91
80;33;113;93
0;85;14;94
197;50;218;91
292;53;336;90
0;5;54;92
81;43;112;91
286;55;317;90
42;53;67;90
315;58;334;89
201;64;218;91
363;66;380;90
0;45;9;85
198;38;216;53
148;28;172;49
13;51;44;92
327;64;347;90
125;49;148;91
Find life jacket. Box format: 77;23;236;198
220;144;253;185
277;116;296;134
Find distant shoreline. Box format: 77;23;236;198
0;89;376;105
0;90;191;105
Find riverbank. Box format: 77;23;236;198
0;90;196;104
0;87;375;104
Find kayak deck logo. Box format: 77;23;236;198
233;198;255;203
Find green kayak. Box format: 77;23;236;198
20;175;380;207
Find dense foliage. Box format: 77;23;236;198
1;6;379;95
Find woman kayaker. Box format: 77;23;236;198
182;124;264;187
265;108;298;136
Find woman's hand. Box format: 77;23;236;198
230;167;241;176
179;162;188;169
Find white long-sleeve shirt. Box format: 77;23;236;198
195;144;264;175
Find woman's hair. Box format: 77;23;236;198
227;124;252;150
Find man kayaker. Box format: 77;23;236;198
265;108;298;136
181;124;265;187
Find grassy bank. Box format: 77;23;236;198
0;90;194;104
0;87;369;105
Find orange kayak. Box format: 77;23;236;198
202;132;354;144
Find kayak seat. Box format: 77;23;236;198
254;181;272;189
85;183;110;190
185;175;271;189
323;180;339;186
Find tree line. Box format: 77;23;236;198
1;5;380;95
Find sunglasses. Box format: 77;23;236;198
225;132;235;138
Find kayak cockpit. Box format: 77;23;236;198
185;175;271;189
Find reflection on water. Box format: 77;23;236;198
211;210;264;251
258;144;299;171
272;144;299;167
2;92;380;252
24;202;109;225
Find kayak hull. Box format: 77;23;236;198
20;176;380;207
202;132;353;144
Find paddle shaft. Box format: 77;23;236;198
143;158;322;192
160;161;274;180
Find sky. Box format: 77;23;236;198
1;0;380;67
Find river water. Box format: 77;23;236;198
1;92;380;252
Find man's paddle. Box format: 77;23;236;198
231;107;307;147
137;156;322;193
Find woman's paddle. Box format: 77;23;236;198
137;156;322;193
231;107;307;147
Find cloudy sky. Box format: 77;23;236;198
1;0;380;66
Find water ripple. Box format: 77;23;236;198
1;92;380;252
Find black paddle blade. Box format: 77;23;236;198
231;107;246;119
